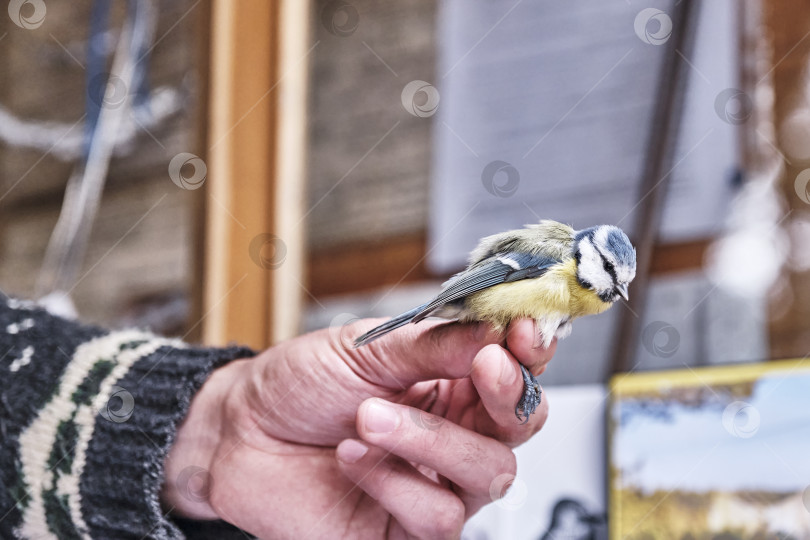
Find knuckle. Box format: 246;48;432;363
429;498;466;539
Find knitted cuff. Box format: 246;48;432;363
12;328;254;539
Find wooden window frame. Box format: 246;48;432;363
201;0;310;349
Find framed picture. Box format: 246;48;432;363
609;359;810;539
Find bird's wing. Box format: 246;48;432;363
468;220;575;265
412;251;561;323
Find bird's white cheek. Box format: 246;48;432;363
580;259;613;292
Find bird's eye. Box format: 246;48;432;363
603;260;614;272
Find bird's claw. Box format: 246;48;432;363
515;363;542;424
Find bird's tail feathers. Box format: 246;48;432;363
353;303;429;347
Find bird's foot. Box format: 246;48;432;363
515;363;542;424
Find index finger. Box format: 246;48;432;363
341;318;503;388
505;318;557;375
470;344;550;445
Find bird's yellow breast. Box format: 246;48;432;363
463;258;612;330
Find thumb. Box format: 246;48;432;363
343;318;503;388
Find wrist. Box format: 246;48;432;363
161;358;251;519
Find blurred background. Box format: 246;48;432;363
2;0;807;378
2;0;810;536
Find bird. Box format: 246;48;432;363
353;220;637;423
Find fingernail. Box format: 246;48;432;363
532;321;546;350
365;400;401;434
499;351;517;385
337;440;368;463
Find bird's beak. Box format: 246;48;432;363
616;283;629;301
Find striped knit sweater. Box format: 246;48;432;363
0;295;256;539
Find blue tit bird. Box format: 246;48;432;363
353;220;637;423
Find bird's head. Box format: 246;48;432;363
573;225;636;303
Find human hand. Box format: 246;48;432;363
162;318;555;539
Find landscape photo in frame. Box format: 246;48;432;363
609;359;810;539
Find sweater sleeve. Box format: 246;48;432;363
0;295;256;540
